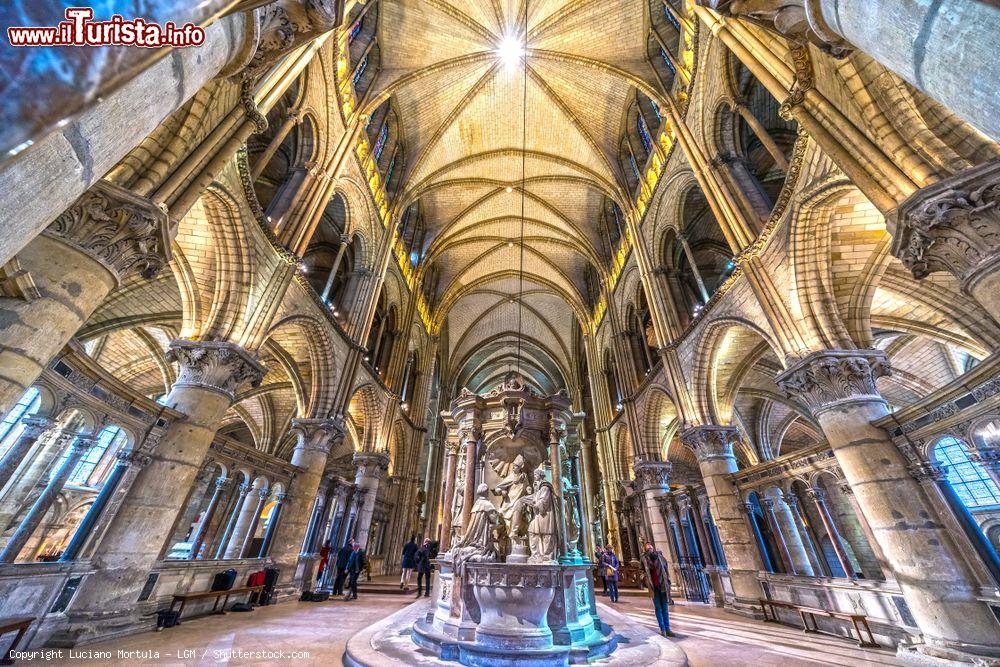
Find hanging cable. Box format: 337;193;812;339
515;0;529;377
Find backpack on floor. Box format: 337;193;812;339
230;602;254;612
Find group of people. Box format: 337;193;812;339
399;535;436;597
594;543;675;637
328;539;367;601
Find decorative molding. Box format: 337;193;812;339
290;417;345;454
775;349;890;416
44;180;172;284
891;159;1000;294
353;451;390;478
696;1;850;58
165;340;267;401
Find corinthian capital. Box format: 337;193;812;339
775;349;890;415
353;451;390;479
45;181;172;284
680;425;741;463
290;418;344;454
891;159;1000;294
244;0;343;78
166;340;267;401
695;1;850;57
632;459;672;491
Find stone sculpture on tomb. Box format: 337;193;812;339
490;452;533;561
453;483;500;570
526;468;558;563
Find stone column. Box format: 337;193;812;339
225;482;265;559
352;452;389;549
188;476;229;560
238;488;269;558
760;497;795;574
320;235;352;303
60;448;152;562
776;349;1000;659
809;489;854;577
548;421;571;561
0;182;171;418
438;442;459;551
65;340;265;628
681;425;764;613
763;488;814;576
269;418;342;590
460;431;479;533
251;110;302;180
0;417;53;487
0;436;94;562
258;492;286;558
786;491;827;575
891;159;1000;322
632;459;673;554
215;483;250;559
701;0;1000;139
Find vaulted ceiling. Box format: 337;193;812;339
369;0;666;394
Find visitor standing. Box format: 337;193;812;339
602;546;620;602
594;546;607;596
400;534;418;591
344;541;366;601
641;543;674;637
332;539;353;596
415;537;433;598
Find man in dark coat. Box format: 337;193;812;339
344;541;366;601
332;539;354;596
415;537;433;598
400;534;418;591
641;542;674;637
595;546;607;595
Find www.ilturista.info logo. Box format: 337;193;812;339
7;7;206;48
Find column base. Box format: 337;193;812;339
897;638;1000;665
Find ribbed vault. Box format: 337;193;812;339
375;0;664;392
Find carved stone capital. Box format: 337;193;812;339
290;417;344;454
680;425;741;463
775;349;890;416
696;1;850;57
353;451;390;479
19;416;53;440
244;0;343;78
115;448;153;468
45;181;172;284
909;462;945;483
632;459;672;491
890;159;1000;294
166;340;267;401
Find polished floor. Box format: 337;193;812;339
36;584;901;666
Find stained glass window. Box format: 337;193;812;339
373;120;389;162
348;18;362;44
660;48;676;74
663;4;681;31
353;54;368;86
637;113;652;153
384;154;396;189
933;436;1000;508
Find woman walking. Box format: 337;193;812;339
601;546;620;603
400;534;418;591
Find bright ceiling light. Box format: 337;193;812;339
497;35;523;67
505;186;513;193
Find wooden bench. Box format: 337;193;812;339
0;617;34;665
169;586;263;620
759;598;880;648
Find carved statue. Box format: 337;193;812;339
491;453;532;540
454;483;500;570
564;487;581;555
524;468;558;563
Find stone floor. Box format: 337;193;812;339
29;585;902;666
